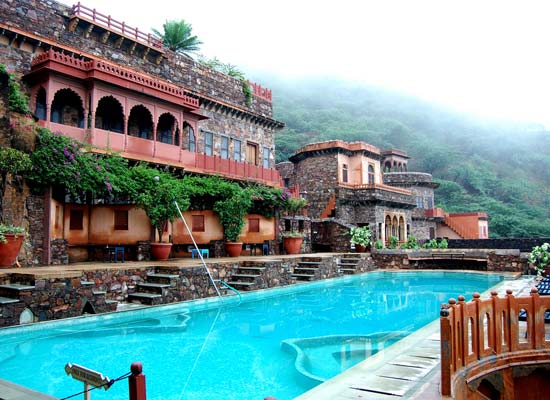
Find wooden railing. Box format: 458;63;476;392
440;289;550;396
71;2;163;49
32;49;199;109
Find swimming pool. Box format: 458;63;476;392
0;271;503;400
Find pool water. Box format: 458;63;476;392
0;271;502;400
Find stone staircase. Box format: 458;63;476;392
292;257;322;281
338;253;362;275
0;281;33;323
224;262;265;291
127;266;180;305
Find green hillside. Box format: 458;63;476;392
264;77;550;238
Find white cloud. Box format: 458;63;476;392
58;0;550;125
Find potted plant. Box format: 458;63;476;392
349;226;372;252
281;197;308;254
529;243;550;276
214;190;252;257
0;224;26;267
128;166;189;260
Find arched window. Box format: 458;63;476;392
35;87;46;121
184;123;195;152
50;88;84;128
157;113;176;144
384;161;391;172
128;105;153;139
95;96;124;133
368;164;375;184
385;215;392;242
399;216;405;241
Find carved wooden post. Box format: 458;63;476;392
440;301;453;396
129;362;146;400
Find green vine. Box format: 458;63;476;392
0;148;32;175
241;78;252;106
0;64;31;115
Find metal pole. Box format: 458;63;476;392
128;362;146;400
173;200;221;298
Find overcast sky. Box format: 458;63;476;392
59;0;550;126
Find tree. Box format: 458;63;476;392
152;20;202;56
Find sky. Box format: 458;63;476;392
59;0;550;126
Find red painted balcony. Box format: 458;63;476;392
425;207;445;218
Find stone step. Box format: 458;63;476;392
341;269;356;274
236;266;265;271
291;273;315;278
224;281;254;287
128;292;162;299
294;267;318;271
0;296;20;305
338;262;359;266
147;273;179;279
0;284;35;297
80;281;95;287
340;258;361;262
138;282;171;289
231;274;260;279
298;261;322;265
127;292;163;305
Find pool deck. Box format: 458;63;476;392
0;256;534;400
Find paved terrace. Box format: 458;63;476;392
0;255;533;400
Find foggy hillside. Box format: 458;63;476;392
260;76;550;238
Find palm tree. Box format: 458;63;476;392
152;20;202;57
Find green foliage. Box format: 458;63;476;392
349;226;372;247
423;239;439;249
0;148;31;175
0;64;31;114
247;185;286;218
283;197;308;218
400;236;420;249
267;76;550;238
0;223;26;244
213;189;252;242
438;238;448;249
27;128;130;201
374;239;384;249
388;236;399;249
152;20;202;56
127;165;189;242
528;243;550;276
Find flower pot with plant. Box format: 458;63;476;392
529;243;550;276
281;197;308;254
129;166;189;260
349;226;372;252
0;224;26;267
214;190;252;257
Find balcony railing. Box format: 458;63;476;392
339;182;413;196
440;289;550;396
425;207;445;218
71;2;163;50
31;49;199;109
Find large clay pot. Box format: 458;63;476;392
150;242;172;261
355;244;366;253
224;242;243;257
283;236;303;255
0;234;24;267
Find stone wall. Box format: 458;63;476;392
448;238;550;252
294;153;339;218
311;219;352;252
410;218;436;242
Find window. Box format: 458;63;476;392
283;178;290;188
114;210;129;230
368;164;375;184
246;142;258;165
192;215;205;232
233;139;241;161
429;227;435;239
187;125;196;152
298;220;304;232
342;164;348;183
69;209;84;230
263;147;270;168
204;131;213;156
426;196;433;209
248;218;260;233
416;196;423;208
221;136;229;159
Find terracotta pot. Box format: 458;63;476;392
355;244;366;253
283;236;303;254
224;242;243;257
0;234;24;268
150;242;172;261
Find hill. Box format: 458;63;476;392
261;76;550;238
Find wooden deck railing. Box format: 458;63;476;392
440;289;550;396
71;2;163;49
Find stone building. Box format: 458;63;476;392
0;0;284;264
277;140;488;250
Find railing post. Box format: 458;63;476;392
440;302;453;396
128;362;146;400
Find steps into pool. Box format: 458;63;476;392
224;263;265;291
338;254;362;275
292;257;323;281
127;267;181;305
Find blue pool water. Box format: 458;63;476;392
0;271;502;400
